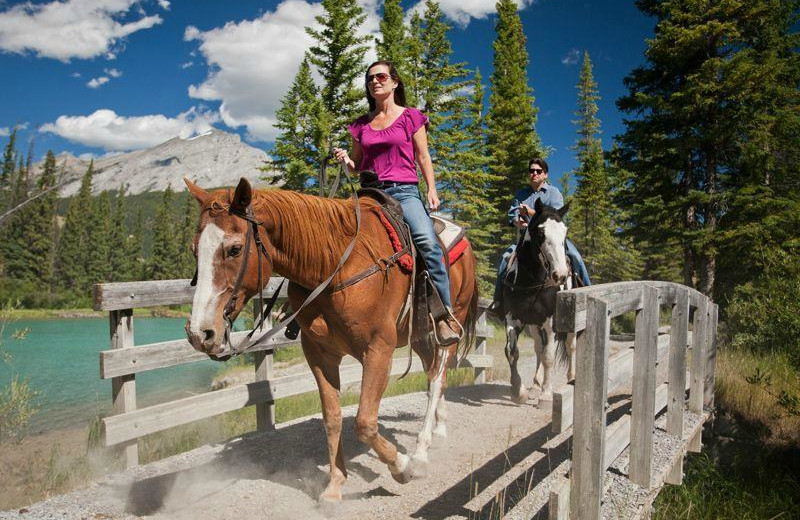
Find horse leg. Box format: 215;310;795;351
566;332;577;382
505;317;528;404
433;347;455;441
356;347;412;484
538;320;557;401
411;341;456;474
304;346;346;502
531;325;544;390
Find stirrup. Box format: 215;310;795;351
431;307;462;346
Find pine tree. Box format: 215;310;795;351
56;161;94;290
178;192;198;278
437;70;501;289
616;0;800;296
306;0;371;139
87;191;112;285
568;52;625;283
377;0;407;73
148;187;180;280
108;187;130;282
486;0;542;251
269;58;321;192
1;130;17;210
404;12;424;107
11;151;58;292
125;207;145;281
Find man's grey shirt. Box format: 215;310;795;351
507;183;565;225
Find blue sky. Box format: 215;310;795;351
0;0;655;188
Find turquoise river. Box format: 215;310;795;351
0;317;230;434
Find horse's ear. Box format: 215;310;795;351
230;177;252;214
558;201;570;218
184;177;210;206
534;197;544;215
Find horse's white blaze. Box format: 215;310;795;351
189;223;226;337
540;219;569;280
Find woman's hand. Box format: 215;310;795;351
333;147;354;170
427;187;441;211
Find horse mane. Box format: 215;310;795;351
205;189;384;277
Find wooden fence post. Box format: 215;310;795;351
666;287;689;485
629;285;659;488
109;308;137;468
474;306;488;384
570;296;609;520
704;303;718;411
688;297;708;452
253;298;276;432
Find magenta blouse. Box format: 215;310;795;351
348;107;429;183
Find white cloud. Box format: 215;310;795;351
181;61;193;69
561;48;580;65
40;107;219;151
186;0;380;142
408;0;536;28
71;72;81;78
157;0;171;10
105;67;122;77
0;127;9;137
87;76;110;88
0;0;164;62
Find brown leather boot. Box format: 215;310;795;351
434;308;462;346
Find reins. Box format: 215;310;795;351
218;159;361;358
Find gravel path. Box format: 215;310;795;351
2;379;569;520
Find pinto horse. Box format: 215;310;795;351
502;198;576;404
183;177;478;501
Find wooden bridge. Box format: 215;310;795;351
91;278;717;520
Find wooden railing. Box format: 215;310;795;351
546;281;718;520
93;277;494;468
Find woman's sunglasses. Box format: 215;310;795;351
366;72;391;84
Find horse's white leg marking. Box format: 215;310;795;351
567;332;577;381
189;223;225;341
432;392;448;440
412;348;448;473
538;319;557;401
531;324;544;389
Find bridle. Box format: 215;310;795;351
503;215;565;295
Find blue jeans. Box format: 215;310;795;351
384;184;452;308
493;239;591;300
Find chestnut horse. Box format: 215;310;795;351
183;178;478;502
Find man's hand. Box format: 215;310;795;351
519;203;535;218
513;218;528;230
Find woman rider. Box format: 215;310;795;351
333;60;462;345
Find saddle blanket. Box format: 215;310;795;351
377;211;468;272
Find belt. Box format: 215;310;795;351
380;181;418;189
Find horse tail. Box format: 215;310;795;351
456;268;480;366
555;330;569;367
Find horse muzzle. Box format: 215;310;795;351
185;318;225;355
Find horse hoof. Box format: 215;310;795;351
432;424;447;441
538;391;553;402
511;387;529;404
390;453;413;484
410;454;429;478
318;489;342;504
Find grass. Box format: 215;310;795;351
654;344;800;519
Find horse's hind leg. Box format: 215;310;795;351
411;343;452;475
356;345;412;484
303;344;346;502
505;317;528;404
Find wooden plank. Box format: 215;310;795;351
704;303;718;410
555;281;705;333
460;354;493;369
666;288;689;485
689;297;708;416
629;285;659;488
100;332;301;378
570;296;609;520
109;309;138;467
474;307;488;384
549;476;570;520
552;333;674;435
253;298;275;432
94;277;287;311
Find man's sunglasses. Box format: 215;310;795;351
366;72;391;84
529;168;545;174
